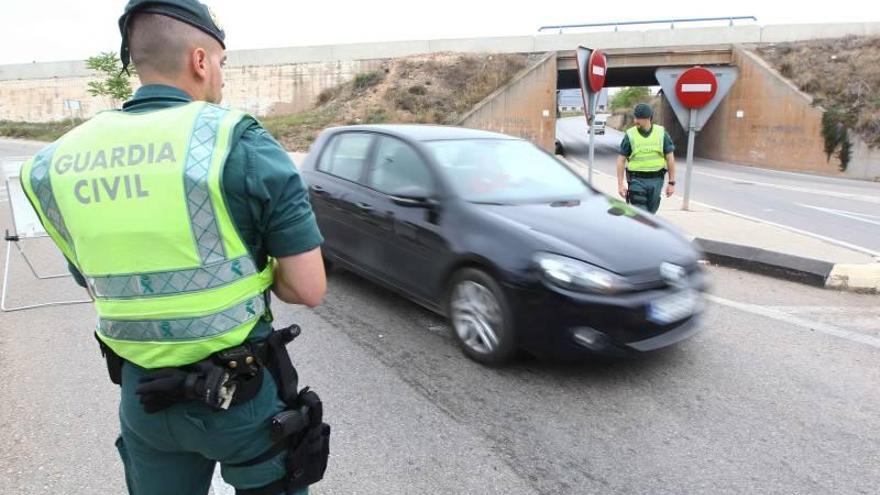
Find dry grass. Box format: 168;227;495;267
0;119;80;142
757;36;880;149
263;52;533;151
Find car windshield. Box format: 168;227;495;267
425;139;591;203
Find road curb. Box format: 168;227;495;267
826;263;880;293
694;238;879;293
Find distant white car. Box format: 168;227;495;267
593;115;607;135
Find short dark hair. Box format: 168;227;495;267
128;13;218;76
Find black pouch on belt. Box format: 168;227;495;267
95;332;123;385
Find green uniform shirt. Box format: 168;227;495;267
67;84;323;340
618;125;675;158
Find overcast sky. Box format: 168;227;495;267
1;0;877;65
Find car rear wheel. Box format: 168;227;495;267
448;268;517;365
555;140;564;155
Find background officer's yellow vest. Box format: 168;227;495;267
21;102;274;368
626;124;667;172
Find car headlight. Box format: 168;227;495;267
534;252;632;294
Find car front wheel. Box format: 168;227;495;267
448;268;517;365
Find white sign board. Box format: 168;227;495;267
655;66;739;132
3;158;46;238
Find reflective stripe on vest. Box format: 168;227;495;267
89;255;257;298
626;124;667;172
25;141;77;263
99;294;265;341
21;102;274;369
184;104;228;265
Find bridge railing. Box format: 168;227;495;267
538;16;758;34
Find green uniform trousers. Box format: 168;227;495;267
116;363;307;495
627;175;665;214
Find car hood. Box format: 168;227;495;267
473;194;699;276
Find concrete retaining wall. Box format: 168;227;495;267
692;48;839;173
457;53;557;152
847;138;880;181
660;47;879;179
223;59;384;116
0;59;384;122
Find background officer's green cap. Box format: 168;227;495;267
118;0;226;71
633;103;654;119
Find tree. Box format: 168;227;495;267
821;106;854;171
85;52;136;108
610;87;651;111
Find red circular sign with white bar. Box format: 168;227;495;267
675;67;717;109
587;50;607;93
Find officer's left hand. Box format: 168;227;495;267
666;183;675;197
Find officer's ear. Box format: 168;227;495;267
190;47;210;81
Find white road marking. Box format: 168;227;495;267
566;159;880;258
693;171;880;205
707;295;880;349
692;202;880;258
796;204;880;227
770;306;880;314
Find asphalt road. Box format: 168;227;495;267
556;117;880;254
1;138;878;494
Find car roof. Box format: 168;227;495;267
323;124;521;142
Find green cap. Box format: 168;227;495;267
633;103;653;119
119;0;226;71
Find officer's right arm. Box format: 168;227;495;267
242;126;326;308
273;249;325;308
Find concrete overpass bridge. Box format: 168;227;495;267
1;21;878;177
556;45;736;88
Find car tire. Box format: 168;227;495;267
447;268;518;365
555;140;564;155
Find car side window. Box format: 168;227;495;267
318;133;374;183
367;136;433;196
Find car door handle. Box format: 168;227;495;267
355;202;374;212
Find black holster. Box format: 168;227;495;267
232;325;331;495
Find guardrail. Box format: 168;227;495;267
538;16;758;33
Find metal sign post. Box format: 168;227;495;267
587;95;598;185
576;46;607;185
683;109;697;210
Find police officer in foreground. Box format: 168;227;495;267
616;103;677;213
20;1;330;493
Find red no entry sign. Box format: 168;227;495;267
675;67;717;109
587;50;607;93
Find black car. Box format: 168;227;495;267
301;125;706;364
